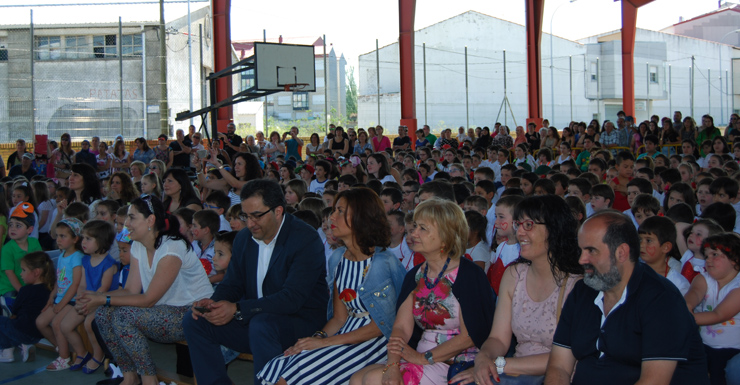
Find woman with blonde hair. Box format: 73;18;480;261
148;159;167;180
129;161;146;191
352;199;495;385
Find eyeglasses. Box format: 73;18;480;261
203;203;219;210
238;207;275;222
513;219;544;232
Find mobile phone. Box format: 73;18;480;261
194;306;211;313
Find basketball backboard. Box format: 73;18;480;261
254;42;316;92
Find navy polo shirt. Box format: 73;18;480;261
553;262;709;385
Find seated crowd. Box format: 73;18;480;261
0;111;739;385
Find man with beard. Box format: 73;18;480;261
545;212;709;385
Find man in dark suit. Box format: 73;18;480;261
183;179;328;385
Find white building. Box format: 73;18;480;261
0;6;236;142
358;10;740;131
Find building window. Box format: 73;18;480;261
0;38;7;61
240;70;255;91
649;65;658;83
293;92;308;110
35;36;61;60
590;62;598;81
121;34;142;56
93;35;117;58
64;36;90;59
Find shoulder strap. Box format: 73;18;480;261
556;274;569;322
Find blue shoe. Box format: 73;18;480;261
69;352;92;371
82;356;103;374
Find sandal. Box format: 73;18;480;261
69;352;92;371
83;356;104;374
46;356;70;371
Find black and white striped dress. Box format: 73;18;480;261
257;256;388;385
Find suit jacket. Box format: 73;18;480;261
211;213;328;326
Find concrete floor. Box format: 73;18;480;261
0;341;255;385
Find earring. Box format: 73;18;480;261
148;227;151;231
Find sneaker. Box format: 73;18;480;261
20;344;35;362
0;347;14;363
46;356;70;371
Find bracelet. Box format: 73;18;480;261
312;330;328;338
105;296;111;307
382;362;400;374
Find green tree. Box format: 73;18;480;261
346;66;358;118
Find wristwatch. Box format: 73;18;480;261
495;356;506;374
424;351;434;365
233;303;243;321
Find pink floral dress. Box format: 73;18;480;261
401;266;478;385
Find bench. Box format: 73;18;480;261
155;341;253;385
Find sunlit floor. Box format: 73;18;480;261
0;340;254;385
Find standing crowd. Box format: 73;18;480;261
0;111;739;385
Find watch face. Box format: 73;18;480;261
495;357;506;367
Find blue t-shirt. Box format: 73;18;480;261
55;250;83;304
285;139;300;160
82;254;119;292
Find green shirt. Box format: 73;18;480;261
696;128;720;156
426;134;437;147
576;150;591;172
0;237;43;296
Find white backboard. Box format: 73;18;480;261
254;42;316;92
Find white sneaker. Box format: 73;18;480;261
20;344;35;362
0;347;14;363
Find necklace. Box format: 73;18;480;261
423;256;451;289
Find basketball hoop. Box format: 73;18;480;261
283;83;309;92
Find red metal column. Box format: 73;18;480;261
212;0;233;133
399;0;418;147
621;0;637;118
525;0;545;130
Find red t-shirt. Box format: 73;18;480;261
611;177;632;212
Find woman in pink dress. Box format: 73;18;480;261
451;195;582;385
372;125;391;153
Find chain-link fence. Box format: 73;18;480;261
357;14;740;131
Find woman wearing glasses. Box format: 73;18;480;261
451;195;582;385
148;159;167;181
258;187;405;385
353;199;495;385
76;195;213;385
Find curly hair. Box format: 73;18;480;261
513;195;583;285
109;172;140;206
334;187;390;255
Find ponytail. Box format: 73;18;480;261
21;251;56;291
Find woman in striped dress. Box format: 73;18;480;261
257;187;406;385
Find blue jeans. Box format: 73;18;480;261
0;316;39;349
705;345;740;385
725;352;740;385
182;311;314;385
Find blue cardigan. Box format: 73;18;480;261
398;257;496;349
326;247;406;338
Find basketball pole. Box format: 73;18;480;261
324;34;328;134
